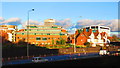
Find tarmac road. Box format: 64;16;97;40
2;55;120;68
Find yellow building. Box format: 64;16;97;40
16;19;68;46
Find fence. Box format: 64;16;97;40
2;46;120;62
2;53;61;62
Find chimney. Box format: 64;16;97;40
83;28;86;33
75;30;78;35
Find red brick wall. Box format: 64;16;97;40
76;33;87;45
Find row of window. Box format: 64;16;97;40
16;33;66;35
24;29;61;32
28;26;61;29
18;37;62;41
86;29;97;32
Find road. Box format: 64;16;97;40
2;55;120;68
2;52;98;65
2;51;118;66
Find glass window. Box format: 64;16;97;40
52;26;58;28
38;58;42;60
29;33;35;35
48;38;50;39
86;29;89;32
92;30;96;32
36;37;41;40
43;33;47;35
42;37;47;40
31;29;37;31
29;26;37;28
22;33;24;35
47;33;50;35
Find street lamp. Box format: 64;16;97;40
73;16;82;53
27;8;34;56
73;28;77;53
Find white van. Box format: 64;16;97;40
99;50;107;55
32;57;48;63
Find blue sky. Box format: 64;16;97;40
0;2;119;33
2;2;118;22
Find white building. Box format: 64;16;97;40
85;25;111;47
0;25;17;42
85;25;110;36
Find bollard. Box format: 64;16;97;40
8;57;10;61
78;53;80;56
21;56;23;59
44;54;46;57
15;57;17;60
84;52;86;55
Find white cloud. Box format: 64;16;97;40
75;19;119;31
0;17;4;21
21;19;44;28
0;18;21;26
55;18;73;29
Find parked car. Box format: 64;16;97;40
32;57;48;63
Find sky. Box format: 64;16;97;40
0;2;119;34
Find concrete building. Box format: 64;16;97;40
0;25;17;42
15;19;68;46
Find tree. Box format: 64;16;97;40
56;39;66;45
84;42;91;47
111;35;120;42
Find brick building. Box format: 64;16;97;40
15;19;68;46
68;25;111;47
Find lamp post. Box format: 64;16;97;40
27;8;34;56
73;16;82;53
73;28;77;53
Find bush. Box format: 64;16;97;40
84;42;91;47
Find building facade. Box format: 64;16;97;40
68;25;111;47
15;19;68;46
0;25;17;42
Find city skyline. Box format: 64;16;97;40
0;2;119;33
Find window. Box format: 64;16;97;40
31;29;37;31
52;26;58;28
100;27;109;30
86;29;89;32
36;37;41;40
81;35;84;36
42;37;47;41
38;58;42;60
29;26;37;28
22;33;24;35
16;33;22;35
29;33;36;35
47;33;50;35
43;33;47;35
92;30;96;32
